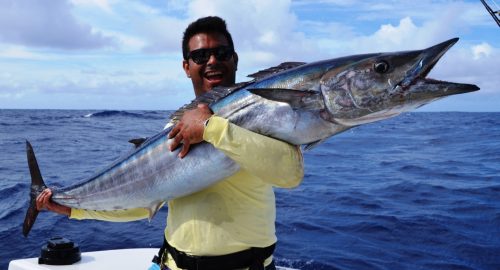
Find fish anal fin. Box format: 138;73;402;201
248;88;324;110
146;201;165;221
303;139;327;151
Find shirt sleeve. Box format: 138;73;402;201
70;207;151;221
203;115;304;188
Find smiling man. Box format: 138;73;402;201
164;16;304;270
182;27;238;97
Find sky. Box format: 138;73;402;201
0;0;498;111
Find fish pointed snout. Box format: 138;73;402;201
426;38;459;54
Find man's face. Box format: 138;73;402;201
183;32;238;97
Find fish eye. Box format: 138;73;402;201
374;61;389;73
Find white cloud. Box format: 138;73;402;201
332;14;464;56
365;17;420;49
105;31;146;52
138;16;186;53
0;0;115;49
0;92;25;100
0;46;49;60
472;42;493;60
70;0;114;13
0;0;497;110
75;1;188;54
433;42;499;95
178;0;336;73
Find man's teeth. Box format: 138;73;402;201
206;71;223;80
206;71;222;76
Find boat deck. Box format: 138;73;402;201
9;248;298;270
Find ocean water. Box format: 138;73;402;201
0;109;499;270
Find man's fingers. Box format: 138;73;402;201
36;189;52;211
179;139;191;159
36;194;43;210
167;105;209;158
169;134;183;151
168;125;180;139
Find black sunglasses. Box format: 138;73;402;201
187;46;234;65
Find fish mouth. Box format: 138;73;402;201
398;38;479;96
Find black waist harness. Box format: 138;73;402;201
153;237;276;270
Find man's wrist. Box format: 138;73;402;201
50;203;71;216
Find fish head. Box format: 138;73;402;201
319;38;479;126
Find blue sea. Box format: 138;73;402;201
0;109;499;270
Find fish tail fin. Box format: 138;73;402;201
23;140;47;237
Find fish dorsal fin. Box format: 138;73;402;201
248;88;324;110
247;62;307;80
128;137;148;148
168;81;252;125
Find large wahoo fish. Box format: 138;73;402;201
23;38;479;236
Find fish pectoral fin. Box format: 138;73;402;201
128;137;148;148
248;88;325;110
146;202;165;221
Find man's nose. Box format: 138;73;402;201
206;54;218;65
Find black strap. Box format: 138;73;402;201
158;237;275;270
152;237;168;266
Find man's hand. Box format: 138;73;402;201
36;189;71;216
168;103;213;158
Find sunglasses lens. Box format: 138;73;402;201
215;47;233;61
188;46;233;64
190;50;209;64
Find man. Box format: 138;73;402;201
37;16;304;270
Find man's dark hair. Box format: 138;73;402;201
182;16;235;60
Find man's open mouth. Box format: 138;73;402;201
205;71;224;82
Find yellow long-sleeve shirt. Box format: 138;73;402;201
70;116;304;268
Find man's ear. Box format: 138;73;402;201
183;60;191;78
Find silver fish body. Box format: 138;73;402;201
51;135;238;213
23;38;479;236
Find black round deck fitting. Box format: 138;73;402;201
38;237;81;265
